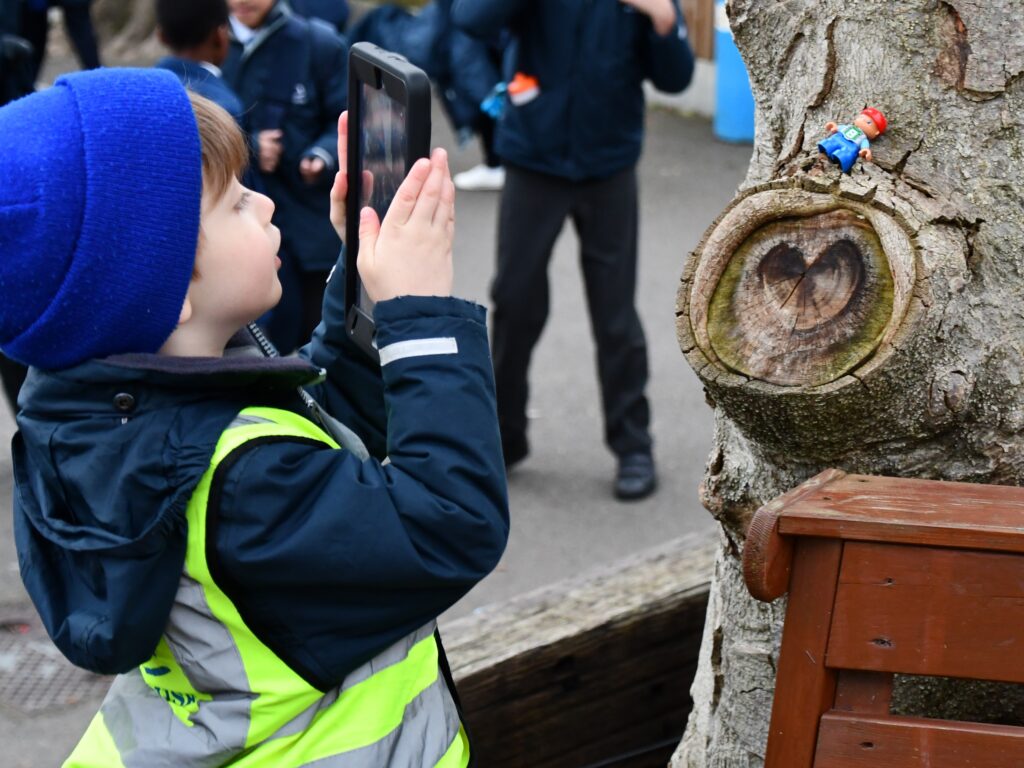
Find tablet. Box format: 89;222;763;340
345;42;432;360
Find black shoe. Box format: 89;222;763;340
502;433;529;470
615;452;657;501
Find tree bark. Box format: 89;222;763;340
672;0;1024;765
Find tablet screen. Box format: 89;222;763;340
358;83;409;315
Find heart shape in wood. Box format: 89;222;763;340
758;239;865;331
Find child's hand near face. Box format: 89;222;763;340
358;149;455;302
328;111;455;303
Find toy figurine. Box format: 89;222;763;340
818;107;888;173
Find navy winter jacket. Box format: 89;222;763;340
451;0;695;180
154;57;244;124
290;0;350;34
12;257;509;686
223;2;349;272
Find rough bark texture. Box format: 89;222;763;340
672;0;1024;765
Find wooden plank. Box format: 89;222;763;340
827;542;1024;684
453;598;707;715
531;659;699;768
775;473;1024;554
463;632;702;767
763;538;844;768
833;670;894;715
442;532;717;768
814;712;1024;767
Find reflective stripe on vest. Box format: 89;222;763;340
64;406;469;768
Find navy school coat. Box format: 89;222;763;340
452;0;695;181
12;255;509;687
223;2;349;272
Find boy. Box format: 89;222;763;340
224;0;349;353
452;0;694;499
155;0;244;124
0;67;506;766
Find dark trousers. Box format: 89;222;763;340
475;113;500;168
21;1;100;81
0;352;27;412
492;164;652;457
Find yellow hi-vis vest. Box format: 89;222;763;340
64;407;470;768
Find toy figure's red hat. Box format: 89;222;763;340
861;107;887;134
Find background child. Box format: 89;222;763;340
155;0;243;123
0;67;506;766
224;0;349;353
453;0;694;499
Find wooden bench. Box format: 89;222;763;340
444;530;717;768
743;468;1024;768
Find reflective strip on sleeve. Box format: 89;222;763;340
378;338;459;367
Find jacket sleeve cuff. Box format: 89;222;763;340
373;296;488;364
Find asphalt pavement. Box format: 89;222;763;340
0;98;750;764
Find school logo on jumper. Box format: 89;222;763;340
292;84;309;105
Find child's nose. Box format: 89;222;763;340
256;191;275;219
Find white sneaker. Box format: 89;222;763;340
453;164;506;191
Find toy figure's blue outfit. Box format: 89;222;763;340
818;124;870;173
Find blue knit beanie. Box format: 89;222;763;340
0;68;202;370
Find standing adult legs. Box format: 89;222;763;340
490;165;572;464
20;4;49;81
571;165;652;460
60;2;101;71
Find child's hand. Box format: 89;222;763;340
329;112;373;240
619;0;676;35
300;156;327;184
329;112;350;238
357;148;455;303
258;129;283;173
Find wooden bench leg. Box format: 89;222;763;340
764;539;843;767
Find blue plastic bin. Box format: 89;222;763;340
713;0;755;143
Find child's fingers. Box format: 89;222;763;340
337;112;348;173
435;175;455;227
329;170;347;234
357;206;381;274
411;149;447;225
433;148;455;226
387;158;432;226
362;169;374;203
330;169;347;199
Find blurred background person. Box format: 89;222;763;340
1;0;32;101
19;0;100;81
155;0;242;123
223;0;348;353
289;0;348;35
453;0;695;500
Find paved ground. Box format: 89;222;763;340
0;71;750;762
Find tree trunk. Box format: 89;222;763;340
672;0;1024;765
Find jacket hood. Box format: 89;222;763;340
12;339;321;674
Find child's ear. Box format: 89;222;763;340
177;295;194;327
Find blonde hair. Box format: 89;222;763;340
187;91;249;203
